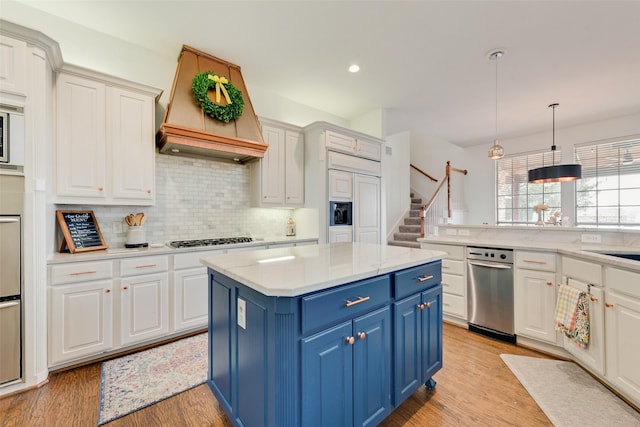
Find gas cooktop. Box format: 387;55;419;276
168;237;254;248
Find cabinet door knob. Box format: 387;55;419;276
546;281;553;286
105;289;111;293
425;301;431;308
357;332;366;340
146;189;151;194
417;303;424;310
122;285;129;290
98;186;103;191
605;302;615;308
590;295;599;302
346;336;355;345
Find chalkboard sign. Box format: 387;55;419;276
56;210;108;253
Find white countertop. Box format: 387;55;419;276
47;236;319;264
419;225;640;272
200;242;446;297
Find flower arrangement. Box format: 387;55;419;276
533;203;549;213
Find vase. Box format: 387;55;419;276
535;211;544;226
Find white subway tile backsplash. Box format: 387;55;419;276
55;153;293;248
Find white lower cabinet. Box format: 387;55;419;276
119;255;169;345
48;260;114;365
604;267;640;407
514;251;558;344
49;280;113;365
172;250;223;333
120;272;169;346
420;243;466;321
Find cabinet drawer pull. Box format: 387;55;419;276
357;332;366;340
70;270;97;276
345;296;370;307
442;302;450;306
442;266;450;269
417;275;434;282
590;295;599;302
135;264;157;269
346;336;355;345
605;302;615;308
442;282;450;286
523;259;547;264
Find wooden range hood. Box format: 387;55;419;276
156;45;267;163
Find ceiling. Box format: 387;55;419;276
17;0;640;148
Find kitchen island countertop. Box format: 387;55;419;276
200;241;446;297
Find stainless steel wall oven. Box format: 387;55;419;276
0;175;23;386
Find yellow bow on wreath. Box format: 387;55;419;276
207;74;232;105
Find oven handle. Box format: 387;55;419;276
468;260;512;270
0;218;19;223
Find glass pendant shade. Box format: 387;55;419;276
488;139;505;160
488;50;505;159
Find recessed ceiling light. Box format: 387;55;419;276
348;64;360;73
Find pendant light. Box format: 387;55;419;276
488;50;505;160
528;103;582;183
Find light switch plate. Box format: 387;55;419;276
237;298;246;329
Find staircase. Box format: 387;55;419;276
388;193;423;248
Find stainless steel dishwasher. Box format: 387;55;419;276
467;246;515;343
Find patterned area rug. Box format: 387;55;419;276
501;354;640;426
98;333;207;425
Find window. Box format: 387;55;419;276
575;137;640;228
496;150;561;225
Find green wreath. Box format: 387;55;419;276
192;72;244;123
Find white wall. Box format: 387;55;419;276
1;1;349;131
383;131;410;239
351;108;385;139
408;131;466;212
463;111;640;225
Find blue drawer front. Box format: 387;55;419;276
301;275;391;334
394;262;441;300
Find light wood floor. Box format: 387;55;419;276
1;323;554;426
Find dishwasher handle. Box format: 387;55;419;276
468;260;512;270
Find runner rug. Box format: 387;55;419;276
98;333;207;425
500;354;640;426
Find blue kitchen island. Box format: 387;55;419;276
201;242;446;427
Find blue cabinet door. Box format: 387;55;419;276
393;293;422;404
353;306;392;427
209;275;233;415
421;286;443;381
302;321;353;427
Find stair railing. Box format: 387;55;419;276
418;161;468;237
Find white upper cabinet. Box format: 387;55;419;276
54;65;161;205
326;129;381;161
251;119;304;207
0;35;27;96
